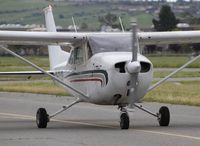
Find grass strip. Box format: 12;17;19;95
153;71;200;78
144;81;200;106
0;81;69;96
0;80;199;106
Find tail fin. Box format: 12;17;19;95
43;5;69;70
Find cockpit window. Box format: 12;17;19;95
87;42;93;59
68;50;74;64
74;47;84;65
68;47;84;65
88;34;131;54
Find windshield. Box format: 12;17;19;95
88;34;132;54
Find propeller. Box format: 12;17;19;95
126;20;141;107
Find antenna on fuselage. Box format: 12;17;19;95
72;16;77;33
119;16;125;32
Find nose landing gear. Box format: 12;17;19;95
118;104;170;130
119;107;129;129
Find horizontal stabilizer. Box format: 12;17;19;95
0;71;54;79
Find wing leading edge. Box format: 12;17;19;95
138;31;200;45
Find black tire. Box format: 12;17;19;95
36;108;49;128
158;106;170;126
120;112;129;129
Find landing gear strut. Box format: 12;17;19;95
36;98;81;128
133;103;170;127
119;107;129;129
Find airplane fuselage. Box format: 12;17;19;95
54;52;153;105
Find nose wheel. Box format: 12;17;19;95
119;107;130;129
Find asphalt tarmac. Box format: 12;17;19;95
0;92;200;146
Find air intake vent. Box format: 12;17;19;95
140;62;151;73
115;62;126;73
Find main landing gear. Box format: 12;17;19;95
36;99;81;128
118;104;170;129
36;99;169;129
36;108;49;128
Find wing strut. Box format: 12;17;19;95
148;54;200;92
119;17;125;32
0;45;89;102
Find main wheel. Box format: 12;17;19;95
120;112;129;129
158;106;170;126
36;108;49;128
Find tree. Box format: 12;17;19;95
98;13;119;28
153;5;179;31
80;22;88;30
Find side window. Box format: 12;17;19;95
74;47;84;65
87;42;93;59
68;50;74;64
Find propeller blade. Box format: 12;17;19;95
131;20;138;62
128;20;140;107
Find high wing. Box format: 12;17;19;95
0;31;86;46
0;31;200;45
138;31;200;45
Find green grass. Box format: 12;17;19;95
144;81;200;106
0;56;49;71
147;56;200;68
0;81;69;96
0;0;153;29
135;13;153;28
154;71;200;78
0;80;199;106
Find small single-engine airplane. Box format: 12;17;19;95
0;6;200;129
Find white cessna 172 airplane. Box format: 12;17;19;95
0;6;200;129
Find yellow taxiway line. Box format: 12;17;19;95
0;112;200;141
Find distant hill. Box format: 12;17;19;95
0;0;153;30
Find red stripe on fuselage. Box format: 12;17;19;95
70;78;103;86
